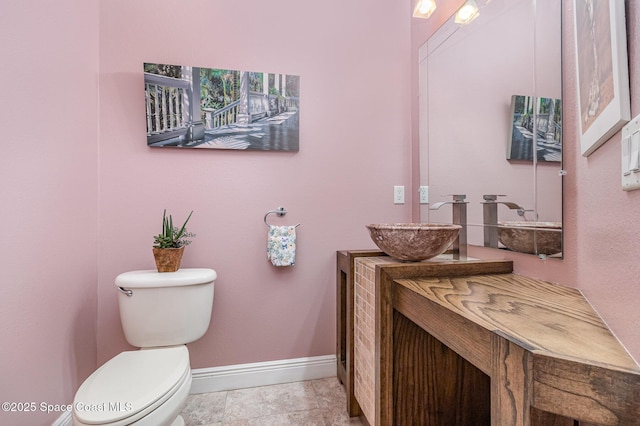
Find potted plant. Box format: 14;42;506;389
152;210;195;272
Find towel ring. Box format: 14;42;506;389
264;207;301;228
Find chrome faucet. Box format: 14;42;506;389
481;194;523;248
430;194;467;260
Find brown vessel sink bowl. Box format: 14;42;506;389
366;223;461;262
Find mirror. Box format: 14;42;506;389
419;0;563;257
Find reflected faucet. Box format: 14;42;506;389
481;194;523;248
516;207;538;221
430;194;467;260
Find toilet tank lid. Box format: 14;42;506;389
115;268;216;289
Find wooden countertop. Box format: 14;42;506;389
394;274;639;373
391;273;640;424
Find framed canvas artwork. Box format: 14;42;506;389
144;63;300;152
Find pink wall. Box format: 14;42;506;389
1;1;411;423
571;0;640;362
97;0;413;368
0;0;99;424
412;0;640;363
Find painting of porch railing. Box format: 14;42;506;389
144;62;300;151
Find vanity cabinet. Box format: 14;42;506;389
336;250;514;424
386;274;640;425
336;250;640;425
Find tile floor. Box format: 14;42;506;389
180;377;364;426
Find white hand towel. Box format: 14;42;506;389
267;225;297;267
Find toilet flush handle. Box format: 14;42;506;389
118;286;133;297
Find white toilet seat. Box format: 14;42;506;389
73;346;191;425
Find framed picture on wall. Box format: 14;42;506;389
144;63;300;151
573;0;630;157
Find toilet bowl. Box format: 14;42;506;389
73;268;216;426
73;346;191;426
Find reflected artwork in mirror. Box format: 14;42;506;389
419;0;563;258
507;95;562;163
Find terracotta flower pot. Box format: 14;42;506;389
152;246;185;272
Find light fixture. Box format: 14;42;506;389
454;0;479;24
413;0;437;19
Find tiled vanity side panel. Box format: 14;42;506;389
354;258;376;425
354;257;396;425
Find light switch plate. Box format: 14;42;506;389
622;114;640;191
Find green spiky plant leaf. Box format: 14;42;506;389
153;210;195;248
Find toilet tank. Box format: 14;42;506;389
115;268;216;348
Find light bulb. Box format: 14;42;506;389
413;0;436;18
454;0;479;24
457;5;475;20
419;0;436;14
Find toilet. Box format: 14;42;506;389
73;268;216;426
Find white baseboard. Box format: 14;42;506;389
190;354;337;394
51;354;337;425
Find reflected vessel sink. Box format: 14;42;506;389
366;223;461;261
497;221;562;255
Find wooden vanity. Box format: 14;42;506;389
336;250;640;425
